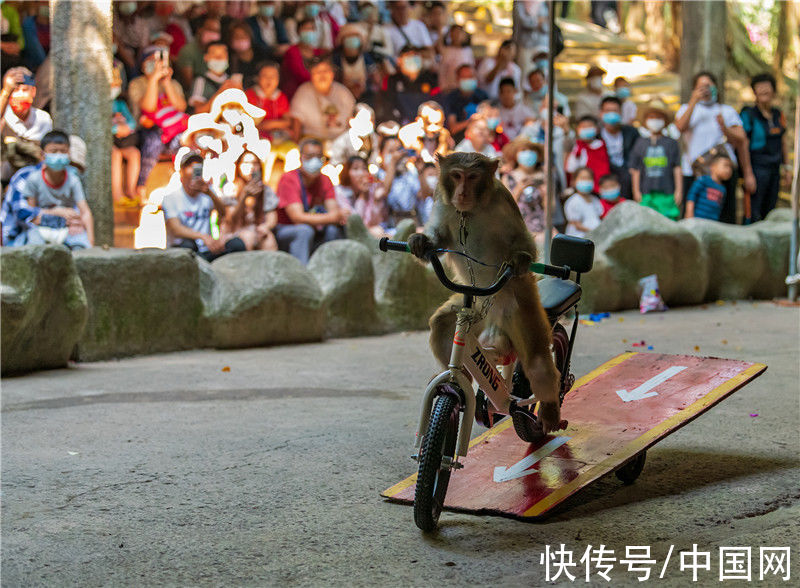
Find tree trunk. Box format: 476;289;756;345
50;0;113;247
680;0;727;103
772;0;788;94
624;1;646;41
644;1;665;59
665;1;681;73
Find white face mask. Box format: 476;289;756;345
645;118;666;133
425;175;438;191
588;76;603;91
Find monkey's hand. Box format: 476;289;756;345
509;251;533;276
538;401;562;433
408;233;434;261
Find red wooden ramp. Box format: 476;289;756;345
382;352;767;519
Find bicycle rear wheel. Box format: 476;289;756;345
414;391;460;532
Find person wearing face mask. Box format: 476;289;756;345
613;76;637;125
565;115;610;193
384;0;433;58
523;67;570;119
189;41;240;114
332;23;378;102
497;78;535;140
501;140;551;239
438;25;475;93
358;1;394;64
228;23;265;89
596;173;623;218
285;2;338;52
383;45;439;125
474;102;509;152
454;116;500;158
0;68;52;179
274;138;347;263
443;64;489;143
599;96;638;200
675;71;755;224
423;1;449;47
247;1;291;58
628;99;682;220
21;131;94;249
177;16;222;90
280;18;326;100
564;167;603;238
334;155;387;237
573;65;606;120
477;40;521;100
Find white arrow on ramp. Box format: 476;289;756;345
616;365;688;402
493;436;571;483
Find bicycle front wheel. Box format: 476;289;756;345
414;392;460;532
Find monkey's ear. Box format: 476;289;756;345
489;158;499;176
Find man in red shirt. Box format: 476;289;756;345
245;61;298;142
274;138;347;263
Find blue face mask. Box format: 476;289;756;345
602;112;621;126
536;59;549;71
616;86;631;99
486;117;500;131
578;127;597;141
709;85;718;103
300;30;319;47
302;156;323;175
532;86;547;99
260;5;275;18
402;55;422;75
343;36;362;50
45;152;71;171
459;78;478;93
600;187;620;201
575;179;594;194
306;4;321;18
516;149;538;168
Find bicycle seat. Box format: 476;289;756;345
538;277;581;321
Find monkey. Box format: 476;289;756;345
408;152;562;436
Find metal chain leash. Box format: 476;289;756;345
457;212;500;327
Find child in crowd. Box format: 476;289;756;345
565;115;610;192
613;76;637;124
245;61;297;143
564;167;603;238
23;131;94;249
111;65;141;206
685;154;733;221
597;173;623;218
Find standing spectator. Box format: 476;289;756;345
332;23;379;103
189;41;237;114
443;64;489;143
597;173;623;218
1;1;25;72
454;117;499;158
222;151;279;251
23;131;94;250
423;1;449;47
163;152;245;261
629;99;682;220
523;68;570;118
498;77;536;140
247;1;291;59
382;45;438;125
280;18;326;100
176;16;222;90
358;0;394;63
685;154;733;221
290;57;356;141
675;71;756;224
565;115;610;192
599;96;638;199
0;67;52;179
477;40;521;100
285;2;339;52
384;0;433;58
564;167;603;238
512;0;548;76
614;76;637;124
501;140;549;240
438;25;474;93
110;65;141;206
573;65;606;120
740;73;788;222
274;138;346;263
335;155;387;237
246;61;298;143
228;22;265;90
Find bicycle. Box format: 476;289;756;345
379;233;595;532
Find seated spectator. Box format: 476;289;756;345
335;155;387;237
162;152;245;261
221;151;279;251
573;65;606;120
111;65;141;206
564;167;603;238
290;57;355;141
424;1;449;46
685;154;733;221
130;46;188;200
329;103;379;166
597;173;624;218
176;16;222;90
228;22;266;90
285;1;339;52
332;23;378;103
497;77;536;140
455;117;498;158
382;45;438;125
246;61;298;143
246;1;290;59
444;64;489;143
501;140;549;240
1;160;43;246
438;25;475;93
523;67;570;118
1;1;25;71
274;138;346;263
476;102;509;152
565;115;610;192
629;99;682;220
358;0;394;62
189;41;238;113
280;18;326;100
0;67;52;179
376;135;423;230
614;76;637;124
22;131;93;249
599;96;638;199
384;0;433;58
477;40;521;100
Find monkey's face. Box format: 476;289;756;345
438;152;498;213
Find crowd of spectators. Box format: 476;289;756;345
0;0;792;263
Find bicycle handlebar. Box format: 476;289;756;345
378;238;572;295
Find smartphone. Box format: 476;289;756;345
160;48;169;65
192;164;203;180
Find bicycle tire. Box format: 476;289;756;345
414;392;460;532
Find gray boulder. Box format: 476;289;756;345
202;251;325;348
764;208;794;223
752;221;792;299
1;245;88;374
577;252;624;313
72;248;203;361
308;240;380;337
680;219;766;300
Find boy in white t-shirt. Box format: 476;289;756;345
564;167;604;238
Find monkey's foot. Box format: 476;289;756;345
509;400;545;443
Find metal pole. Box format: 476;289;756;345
543;0;557;263
787;65;800;302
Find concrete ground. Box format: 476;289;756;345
2;302;798;586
